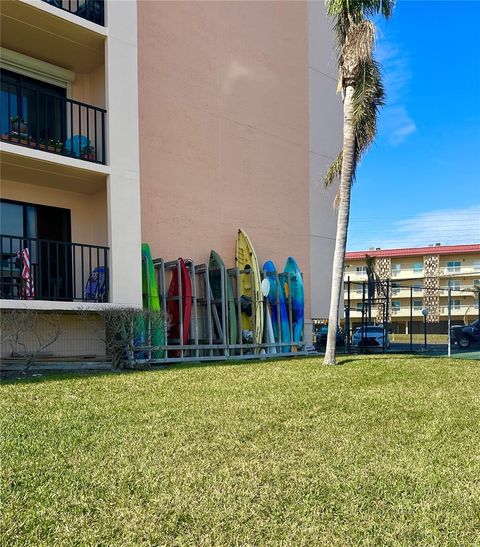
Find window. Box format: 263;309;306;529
474;261;480;272
452;300;461;310
392;300;401;311
412;283;423;292
447;261;461;273
391;263;401;275
391;282;401;295
1;69;66;146
356;303;363;311
449;280;461;291
356;265;367;274
412;262;423;272
413;300;423;310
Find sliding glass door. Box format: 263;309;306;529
0;199;72;300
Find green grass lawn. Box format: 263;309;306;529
391;333;448;344
1;355;479;546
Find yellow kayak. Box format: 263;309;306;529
236;229;263;347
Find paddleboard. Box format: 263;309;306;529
263;260;291;353
236;229;263;348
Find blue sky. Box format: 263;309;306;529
347;0;480;251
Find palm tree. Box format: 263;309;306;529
323;0;395;365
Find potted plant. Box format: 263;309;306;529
9;116;29;143
49;139;63;153
81;144;95;161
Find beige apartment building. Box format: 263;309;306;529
0;0;341;357
344;244;480;334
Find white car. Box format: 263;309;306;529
352;325;390;349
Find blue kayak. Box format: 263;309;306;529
284;257;304;345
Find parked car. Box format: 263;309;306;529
352;325;390;348
314;325;344;350
450;320;480;348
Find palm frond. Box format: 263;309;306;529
326;0;394;21
324;151;343;187
324;0;394;187
353;58;385;155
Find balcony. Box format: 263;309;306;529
345;286;424;299
41;0;105;26
441;266;480;276
391;268;424;279
1;80;106;165
1;234;109;303
344;269;367;280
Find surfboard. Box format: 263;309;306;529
263;260;291;353
167;258;192;357
141;243;165;358
236;229;263;347
209;250;238;346
284;256;304;347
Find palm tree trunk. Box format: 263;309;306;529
324;85;356;365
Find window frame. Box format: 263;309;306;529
447;260;461;273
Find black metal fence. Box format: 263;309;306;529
1;81;106;164
41;0;105;26
343;277;480;354
1;235;109;302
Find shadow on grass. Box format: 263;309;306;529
3;351;473;386
0;354;317;386
334;354;417;366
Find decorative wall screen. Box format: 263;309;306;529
375;257;391;322
423;254;440;322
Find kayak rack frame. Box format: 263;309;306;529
143;257;305;363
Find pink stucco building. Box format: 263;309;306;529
0;0;341;357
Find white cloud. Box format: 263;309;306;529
383;106;417;145
348;204;480;251
376;42;417;145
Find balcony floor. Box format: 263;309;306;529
1;144;109;192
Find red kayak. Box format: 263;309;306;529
167;258;192;356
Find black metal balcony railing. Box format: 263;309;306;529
42;0;105;26
1;81;107;165
1;235;109;303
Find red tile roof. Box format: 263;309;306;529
346;243;480;260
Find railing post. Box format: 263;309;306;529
101;111;106;164
7;83;12;143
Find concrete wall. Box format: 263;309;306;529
1;178;108;246
72;64;106;108
105;0;142;307
138;0;340;325
1;310;105;358
307;1;343;320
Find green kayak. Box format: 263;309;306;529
141;243;165;358
209;250;238;346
